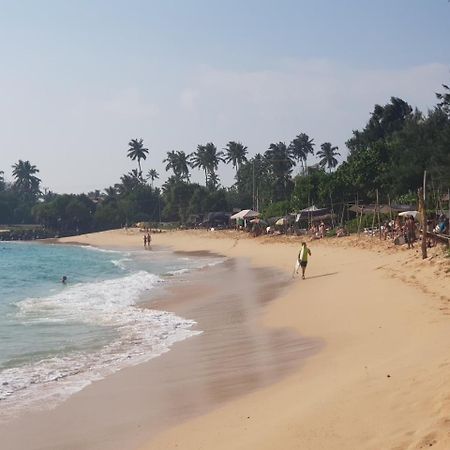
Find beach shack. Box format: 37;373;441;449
230;209;260;230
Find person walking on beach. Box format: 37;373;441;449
143;235;147;247
296;242;311;279
147;232;151;248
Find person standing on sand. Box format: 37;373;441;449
296;242;311;279
406;216;415;249
147;232;151;247
143;235;147;247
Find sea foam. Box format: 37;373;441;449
0;271;201;420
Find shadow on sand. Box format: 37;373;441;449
305;272;339;280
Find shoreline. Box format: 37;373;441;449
125;229;450;450
0;236;319;450
2;228;450;450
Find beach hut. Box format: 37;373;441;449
230;209;260;230
230;209;260;220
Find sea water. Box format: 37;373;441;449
0;242;220;420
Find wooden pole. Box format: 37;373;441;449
418;186;427;259
371;199;376;237
329;191;335;228
357;206;364;236
376;189;382;239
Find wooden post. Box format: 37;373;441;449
376;189;382;239
357;206;364;236
329;191;335;228
418;187;427;260
371;198;376;237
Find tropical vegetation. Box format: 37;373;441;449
1;83;449;236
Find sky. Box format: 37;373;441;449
0;0;449;193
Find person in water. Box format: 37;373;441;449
297;242;311;279
61;276;67;284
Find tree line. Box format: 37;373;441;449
1;83;449;234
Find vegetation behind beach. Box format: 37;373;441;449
0;85;449;235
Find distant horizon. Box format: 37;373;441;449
0;0;449;193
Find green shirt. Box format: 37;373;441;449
298;246;310;262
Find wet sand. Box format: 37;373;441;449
0;253;319;450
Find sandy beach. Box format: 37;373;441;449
2;228;450;450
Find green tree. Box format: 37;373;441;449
127;138;149;178
289;133;315;173
224;141;248;172
119;170;142;194
436;83;450;116
264;142;295;202
317;142;340;172
190;143;224;186
163;150;190;181
146;169;160;187
11;160;41;199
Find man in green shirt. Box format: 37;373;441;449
297;242;312;279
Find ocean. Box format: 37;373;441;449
0;242;220;420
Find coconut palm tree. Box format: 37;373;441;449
317;142;340;172
127;138;149;178
146;169;159;187
119;170;141;194
289;133;315;173
11;160;41;197
224;141;248;172
163;151;190;182
190;142;224;185
264;142;295;202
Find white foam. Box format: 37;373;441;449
0;272;201;421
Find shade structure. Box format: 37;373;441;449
349;204;415;214
250;218;267;225
398;211;419;219
230;209;260;220
296;206;330;221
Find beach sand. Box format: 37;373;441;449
3;228;450;449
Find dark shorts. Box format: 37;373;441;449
300;261;308;268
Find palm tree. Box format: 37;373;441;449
289;133;315;173
264;142;295;202
317;142;340;172
127;138;149;178
190;142;224;185
224;141;248;172
11;160;41;197
174;151;191;181
119;171;142;194
163;151;190;182
146;169;159;187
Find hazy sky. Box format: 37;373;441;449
0;0;449;193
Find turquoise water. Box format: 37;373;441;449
0;242;219;419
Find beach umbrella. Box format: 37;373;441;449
398;211;419;219
250;218;268;225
